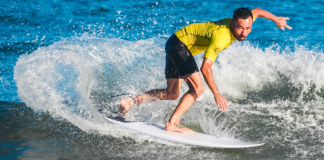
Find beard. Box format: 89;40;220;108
231;28;247;41
236;35;247;41
230;22;248;41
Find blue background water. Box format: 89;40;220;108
1;0;321;101
2;0;324;159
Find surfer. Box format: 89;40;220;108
119;8;292;133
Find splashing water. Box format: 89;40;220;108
14;33;324;158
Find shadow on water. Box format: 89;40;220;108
0;101;135;159
236;73;324;104
0;101;270;160
235;74;300;104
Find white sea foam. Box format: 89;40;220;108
14;34;324;152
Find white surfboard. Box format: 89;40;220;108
102;113;264;148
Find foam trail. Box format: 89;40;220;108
14;34;166;138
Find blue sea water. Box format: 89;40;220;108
2;0;324;159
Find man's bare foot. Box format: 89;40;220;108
119;97;136;116
165;122;194;134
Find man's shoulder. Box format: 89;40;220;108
211;17;232;25
208;17;232;37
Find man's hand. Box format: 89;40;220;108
214;93;229;112
252;8;292;31
275;17;292;31
201;58;229;112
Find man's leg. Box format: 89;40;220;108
165;72;204;133
119;78;183;115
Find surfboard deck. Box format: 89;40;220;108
101;112;264;148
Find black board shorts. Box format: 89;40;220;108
165;34;199;79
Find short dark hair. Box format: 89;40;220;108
233;8;253;21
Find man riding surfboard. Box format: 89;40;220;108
119;8;292;133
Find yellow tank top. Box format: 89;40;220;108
175;15;255;62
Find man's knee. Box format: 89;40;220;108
167;91;180;100
195;86;205;97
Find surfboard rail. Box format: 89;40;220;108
102;113;264;148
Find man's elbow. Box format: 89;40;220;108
252;8;262;12
251;8;262;16
201;57;214;75
200;65;209;75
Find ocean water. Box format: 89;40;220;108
2;0;324;159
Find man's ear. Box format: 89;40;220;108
230;19;234;28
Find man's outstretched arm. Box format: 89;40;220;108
251;8;292;31
201;58;228;112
